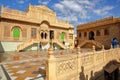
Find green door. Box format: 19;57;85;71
13;28;20;38
61;32;64;40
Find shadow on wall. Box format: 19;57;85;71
0;42;5;53
79;66;104;80
79;66;86;80
79;60;120;80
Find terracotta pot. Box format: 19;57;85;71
13;56;19;60
34;54;38;58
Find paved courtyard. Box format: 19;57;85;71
0;50;48;80
0;58;46;80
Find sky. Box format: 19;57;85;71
0;0;120;34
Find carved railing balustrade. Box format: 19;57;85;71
46;45;120;80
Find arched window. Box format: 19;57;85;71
45;33;47;39
41;32;44;39
13;27;20;38
96;30;101;36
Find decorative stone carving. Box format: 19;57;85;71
57;59;77;75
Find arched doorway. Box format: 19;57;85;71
61;32;64;41
89;31;94;40
61;32;65;44
13;27;20;39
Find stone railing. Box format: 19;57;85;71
46;45;120;80
17;39;38;52
53;39;67;49
79;40;102;49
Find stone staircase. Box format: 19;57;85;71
53;40;67;49
17;39;67;52
17;39;38;52
79;40;102;49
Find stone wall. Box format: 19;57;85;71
0;5;75;51
77;17;120;49
46;45;120;80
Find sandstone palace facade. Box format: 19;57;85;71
77;16;120;49
0;5;74;52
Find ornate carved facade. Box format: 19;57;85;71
0;5;74;52
77;16;120;49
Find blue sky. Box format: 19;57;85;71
0;0;120;34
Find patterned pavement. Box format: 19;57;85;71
0;50;48;63
0;58;46;80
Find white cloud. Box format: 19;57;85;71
53;0;93;23
77;0;94;7
58;15;78;22
38;0;51;5
93;6;114;16
53;0;115;24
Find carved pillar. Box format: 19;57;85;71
102;45;105;51
77;46;81;55
48;41;54;58
46;41;56;80
110;44;113;49
92;45;95;52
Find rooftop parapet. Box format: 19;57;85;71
28;5;56;16
0;5;74;29
77;16;120;30
56;19;68;24
1;6;27;16
116;17;120;21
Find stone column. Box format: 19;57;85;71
92;45;95;52
48;42;54;58
110;44;113;49
102;45;105;51
46;41;56;80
